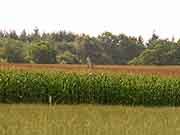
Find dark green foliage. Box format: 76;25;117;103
1;70;180;106
0;29;145;65
129;40;180;65
2;39;27;63
57;51;79;64
1;29;180;65
28;41;57;64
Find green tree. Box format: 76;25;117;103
19;29;27;42
31;27;41;41
9;30;19;40
98;33;145;64
129;40;180;65
57;51;79;64
75;35;105;64
146;33;159;48
28;41;57;64
3;39;27;63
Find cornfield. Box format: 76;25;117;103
0;69;180;106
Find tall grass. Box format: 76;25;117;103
0;104;177;135
0;70;180;106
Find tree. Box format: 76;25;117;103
3;39;27;63
98;33;145;64
112;35;145;64
9;30;18;40
28;41;56;64
57;51;79;64
31;27;41;41
146;33;159;48
0;31;4;38
75;35;105;64
129;40;180;65
137;36;144;45
51;31;76;42
20;29;27;42
41;32;51;41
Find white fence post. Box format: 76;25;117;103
49;95;52;105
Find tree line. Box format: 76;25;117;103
0;28;180;65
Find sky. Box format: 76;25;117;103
0;0;180;40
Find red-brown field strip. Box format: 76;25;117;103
0;64;180;77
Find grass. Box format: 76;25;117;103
0;104;179;135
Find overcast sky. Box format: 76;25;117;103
0;0;179;40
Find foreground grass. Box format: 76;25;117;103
0;104;179;135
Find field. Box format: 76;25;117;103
1;68;180;105
0;104;179;135
1;64;180;105
1;64;180;76
0;64;180;134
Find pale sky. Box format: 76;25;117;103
0;0;180;40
